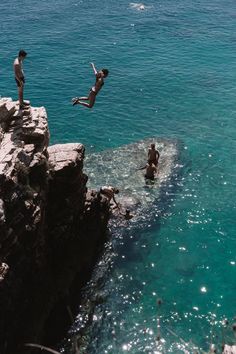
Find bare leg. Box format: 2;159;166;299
76;91;96;109
72;96;89;101
78;97;89;100
18;85;24;106
72;96;89;106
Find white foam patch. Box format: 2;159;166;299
129;3;150;11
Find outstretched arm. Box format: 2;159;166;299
137;164;147;171
90;62;98;75
112;195;119;208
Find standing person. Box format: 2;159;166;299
13;50;29;109
148;143;160;166
72;62;109;109
138;160;157;181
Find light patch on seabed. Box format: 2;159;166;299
84;137;181;225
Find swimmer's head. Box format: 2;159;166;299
101;68;109;77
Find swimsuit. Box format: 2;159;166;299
90;86;96;93
148;158;158;166
145;175;154;180
15;77;25;87
90;77;104;94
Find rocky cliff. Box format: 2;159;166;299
0;98;110;354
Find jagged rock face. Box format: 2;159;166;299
0;99;109;354
0;98;50;261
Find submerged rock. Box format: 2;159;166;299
85;138;182;224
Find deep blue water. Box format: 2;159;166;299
1;0;236;352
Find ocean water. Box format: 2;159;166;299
1;0;236;352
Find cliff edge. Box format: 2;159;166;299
0;98;110;354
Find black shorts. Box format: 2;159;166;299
15;77;25;87
148;159;158;166
145;175;154;180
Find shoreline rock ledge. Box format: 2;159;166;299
0;98;110;354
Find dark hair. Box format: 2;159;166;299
101;68;109;77
18;50;27;58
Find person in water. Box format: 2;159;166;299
13;49;29;109
139;160;157;180
148;143;160;166
120;209;134;220
72;62;109;108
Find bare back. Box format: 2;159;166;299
100;186;114;201
148;148;160;165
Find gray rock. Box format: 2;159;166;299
48;143;84;171
223;345;236;354
0;99;16;125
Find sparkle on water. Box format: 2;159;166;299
1;0;236;352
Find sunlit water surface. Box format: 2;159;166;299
1;0;236;352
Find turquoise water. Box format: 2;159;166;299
1;0;236;352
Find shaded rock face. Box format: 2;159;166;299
0;99;109;354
